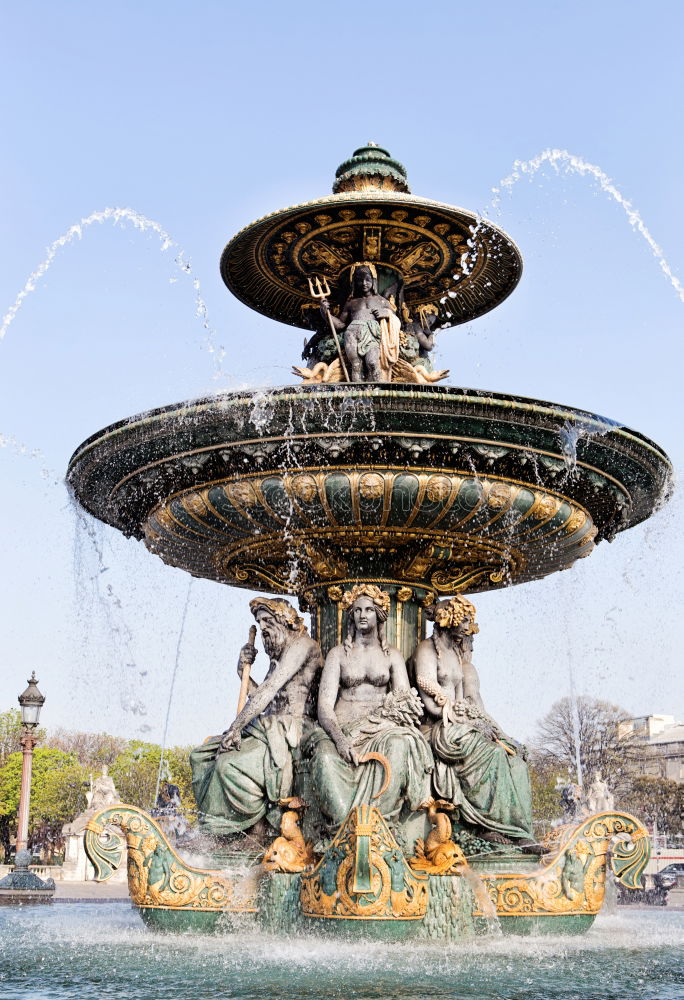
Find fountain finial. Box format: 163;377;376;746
332;143;411;194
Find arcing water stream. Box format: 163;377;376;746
489;148;684;304
0;206;226;375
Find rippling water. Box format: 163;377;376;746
1;904;683;1000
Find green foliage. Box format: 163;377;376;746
0;709;45;765
528;752;568;832
109;740;162;809
109;741;195;818
623;776;684;836
0;747;88;858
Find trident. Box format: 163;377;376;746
307;275;350;382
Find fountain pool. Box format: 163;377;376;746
1;903;683;1000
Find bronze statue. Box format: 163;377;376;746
413;596;535;846
400;304;440;372
189;598;322;839
319;263;400;382
305;584;432;828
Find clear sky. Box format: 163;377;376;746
1;1;682;752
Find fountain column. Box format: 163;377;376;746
302;582;434;660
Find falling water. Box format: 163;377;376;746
154;578;194;809
489;148;684;304
0;431;58;482
0;206;226;374
70;500;149;727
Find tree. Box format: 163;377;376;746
533;695;644;795
0;709;45;766
626;776;684;837
110;742;195;820
47;728;126;768
527;750;570;835
0;748;88;860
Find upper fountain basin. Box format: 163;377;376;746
67;384;671;600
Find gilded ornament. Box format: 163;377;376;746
396;586;414;602
262;798;315;874
534;494;558;519
183;494;209;516
327;585;343;603
565;509;586;533
426;476;451;503
431;595;479;634
476;811;650;919
487;483;512;509
410;799;468;875
84;804;259;913
291;475;319;503
341;583;391;616
359;473;385;500
300;805;428;920
227;481;258;507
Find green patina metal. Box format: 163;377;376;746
71;146;669;939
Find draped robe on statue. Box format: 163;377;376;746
305;710;433;828
190;715;309;835
429;720;533;841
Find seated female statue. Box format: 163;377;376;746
413;596;535;846
305;584;432;829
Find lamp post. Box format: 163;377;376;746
15;672;45;856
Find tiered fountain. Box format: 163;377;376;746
67;144;671;938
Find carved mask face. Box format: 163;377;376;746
352;597;378;634
256;610;286;659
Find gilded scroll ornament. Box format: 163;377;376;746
475;811;650;918
300;804;428;919
84;804;259;913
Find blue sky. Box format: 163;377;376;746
1;1;682;752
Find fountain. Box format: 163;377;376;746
66;144;671;939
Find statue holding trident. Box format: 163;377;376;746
315;262;401;382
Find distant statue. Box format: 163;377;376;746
152;781;189;842
190;598;323;839
306;584;432;829
413;596;535;847
587;772;614;813
319;262;401;382
61;765;125;882
89;765;120;812
560;782;585;822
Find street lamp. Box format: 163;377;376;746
15;672;45;855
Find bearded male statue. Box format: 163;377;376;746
190;598;322;839
413;595;535;847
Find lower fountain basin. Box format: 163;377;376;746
67;383;671;599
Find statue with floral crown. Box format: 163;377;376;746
412;596;535;846
304;584;433;831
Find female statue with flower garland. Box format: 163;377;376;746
305;584;432;830
413;596;535;846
